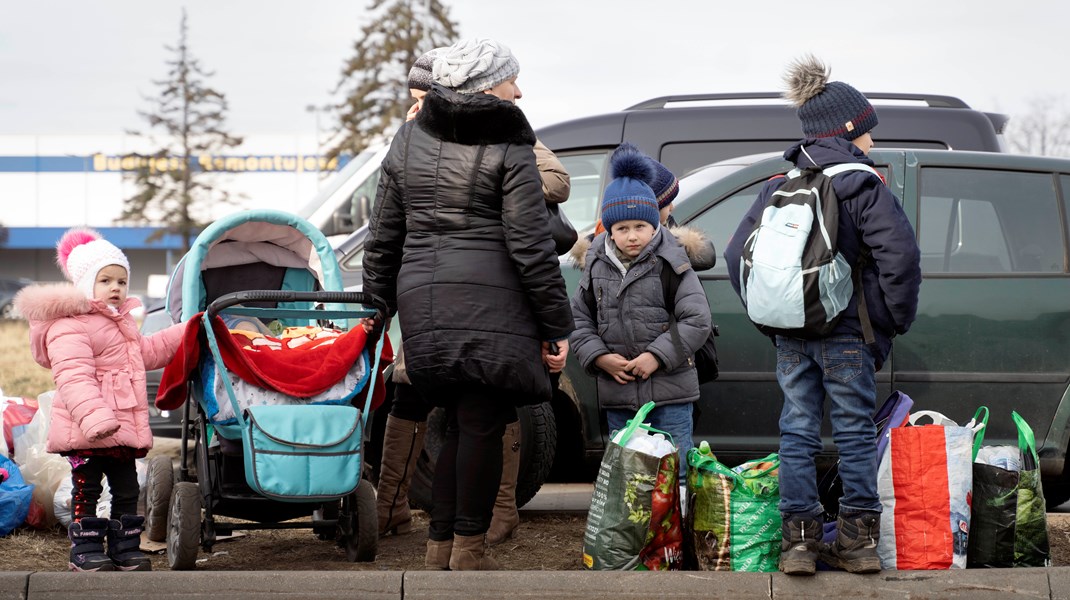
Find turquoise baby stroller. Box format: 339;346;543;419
146;209;387;570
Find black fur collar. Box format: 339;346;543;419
416;84;536;146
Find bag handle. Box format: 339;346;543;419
1011;411;1039;467
687;450;779;486
610;401;675;449
968;406;990;460
910;407;988;461
908;410;958;427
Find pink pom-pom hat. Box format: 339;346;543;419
55;228;130;299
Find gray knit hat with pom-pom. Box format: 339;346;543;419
783;55;877;141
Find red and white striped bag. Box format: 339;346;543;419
876;409;986;570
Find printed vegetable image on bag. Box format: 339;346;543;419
876;408;986;570
686;443;781;572
582;402;683;571
968;411;1050;568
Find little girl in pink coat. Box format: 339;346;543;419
14;228;184;572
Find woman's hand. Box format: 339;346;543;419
595;353;636;385
405;102;420;122
624;352;660;380
542;340;569;373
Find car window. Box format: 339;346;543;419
685;181;766;275
661;141;797;177
919;168;1064;273
342;248;364;271
322;169;381;237
557;152;609;232
140;308;174;335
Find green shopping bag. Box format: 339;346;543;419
582;402;683;571
687;446;781;572
967;411;1050;567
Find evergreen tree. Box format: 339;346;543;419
327;0;458;160
120;9;242;251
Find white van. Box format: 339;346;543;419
296;144;390;247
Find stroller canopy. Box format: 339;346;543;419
168;210;344;322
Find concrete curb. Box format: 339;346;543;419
0;568;1066;599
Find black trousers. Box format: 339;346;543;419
390;382;433;422
426;384;516;540
69;455;139;521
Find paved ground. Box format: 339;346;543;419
3;568;1070;599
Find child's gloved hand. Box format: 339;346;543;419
595;353;636;385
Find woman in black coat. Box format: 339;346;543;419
362;38;574;570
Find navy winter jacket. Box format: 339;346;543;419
724;137;922;365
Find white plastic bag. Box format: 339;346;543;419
13;391;70;528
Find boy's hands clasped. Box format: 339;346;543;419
595;351;659;384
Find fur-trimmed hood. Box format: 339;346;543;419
416;83;536;147
569;224;715;271
14;283;141;322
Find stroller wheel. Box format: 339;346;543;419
167;482;202;570
145;456;174;542
341;478;377;562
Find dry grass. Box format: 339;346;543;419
0;320;54;399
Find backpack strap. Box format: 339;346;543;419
852;247;876;346
783;162;879;345
822;162;882;179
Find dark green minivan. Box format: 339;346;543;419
556;148;1070;506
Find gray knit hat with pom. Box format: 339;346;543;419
432;38;520;94
783;55;877;141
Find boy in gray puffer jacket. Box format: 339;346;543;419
569;144;712;480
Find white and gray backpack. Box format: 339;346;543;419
739;162;880;340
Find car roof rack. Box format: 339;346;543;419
626;92;971;110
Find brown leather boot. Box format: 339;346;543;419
376;415;425;536
425;538;453;570
486;420;521;546
448;534;500;571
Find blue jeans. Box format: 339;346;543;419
775;335;879;518
606;403;694;482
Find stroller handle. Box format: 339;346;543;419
206;290;389;322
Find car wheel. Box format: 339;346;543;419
145;455;174;542
409;401;557;512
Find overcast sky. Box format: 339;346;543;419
0;1;1065;143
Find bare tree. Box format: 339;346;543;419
326;0;458;161
1006;95;1070;158
120;9;243;251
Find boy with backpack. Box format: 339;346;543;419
570;143;713;483
724;56;921;576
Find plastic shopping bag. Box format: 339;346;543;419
582;401;683;570
968;411;1050;567
876;407;986;570
0;454;34;536
13;391;70;529
686;444;781;572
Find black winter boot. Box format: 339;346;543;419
68;518;115;572
107;515;152;571
779;514;823;576
820;511;881;574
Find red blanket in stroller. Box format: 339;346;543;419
156;313;391;412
